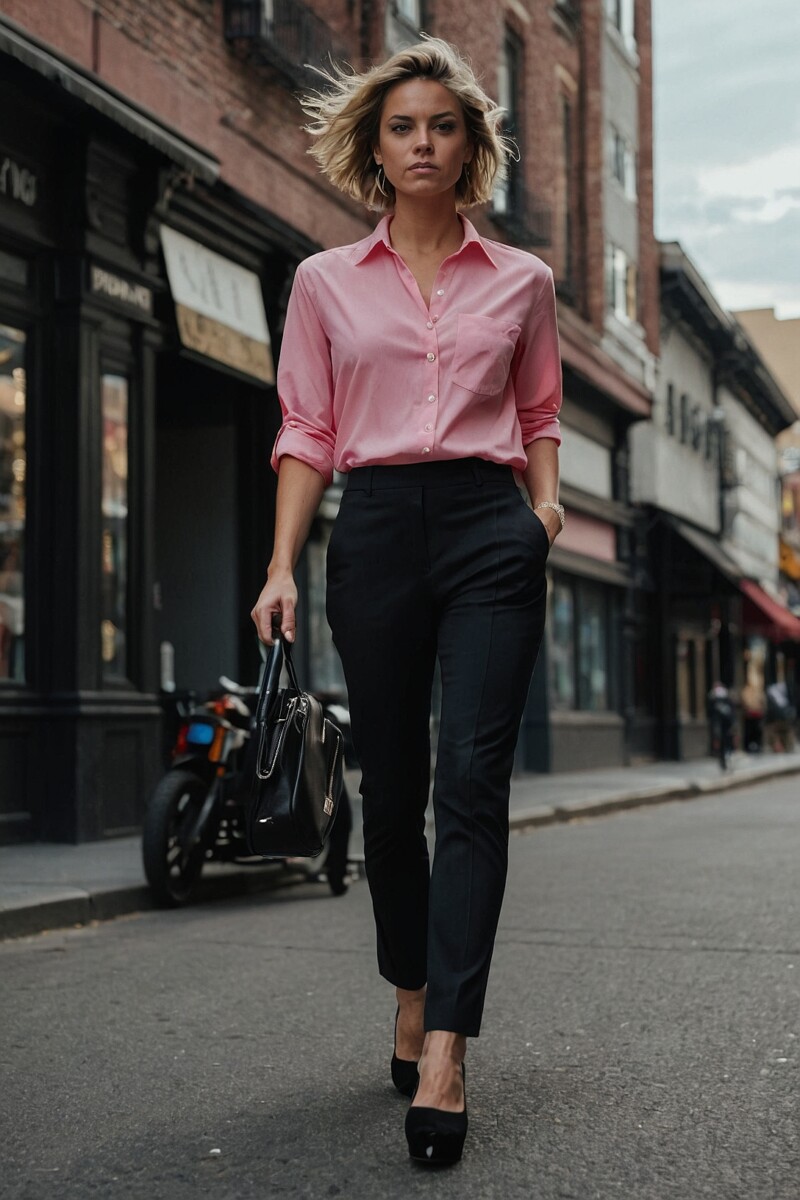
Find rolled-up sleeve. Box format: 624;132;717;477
512;268;562;446
270;264;336;485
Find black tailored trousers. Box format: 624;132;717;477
326;458;549;1037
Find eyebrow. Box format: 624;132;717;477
386;111;459;121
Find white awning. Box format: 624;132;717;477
160;226;274;384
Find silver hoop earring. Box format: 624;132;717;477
375;165;388;197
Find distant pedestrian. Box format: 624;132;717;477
251;38;562;1165
707;682;735;769
740;679;766;753
764;681;796;753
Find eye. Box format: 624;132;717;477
389;124;410;134
435;122;457;133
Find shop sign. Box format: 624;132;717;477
90;263;154;317
0;154;38;209
159;226;274;384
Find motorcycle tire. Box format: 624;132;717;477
142;769;214;907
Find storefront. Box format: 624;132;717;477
0;24;316;842
515;379;647;773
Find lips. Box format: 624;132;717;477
409;163;438;172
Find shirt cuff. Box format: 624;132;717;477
271;426;335;486
521;417;562;447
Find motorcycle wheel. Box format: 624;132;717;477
142;769;213;907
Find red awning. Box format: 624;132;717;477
740;579;800;642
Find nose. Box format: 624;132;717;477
413;133;433;154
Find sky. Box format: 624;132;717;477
652;0;800;318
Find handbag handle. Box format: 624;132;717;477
255;631;303;725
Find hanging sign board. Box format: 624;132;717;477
160;225;274;384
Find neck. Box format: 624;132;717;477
388;194;463;256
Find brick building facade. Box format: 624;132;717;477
0;0;659;842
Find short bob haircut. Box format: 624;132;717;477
300;37;512;212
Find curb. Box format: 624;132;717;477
3;760;799;942
509;759;800;833
0;862;307;943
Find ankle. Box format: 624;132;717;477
396;985;426;1011
421;1030;467;1066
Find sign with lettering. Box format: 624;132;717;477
90;264;154;317
0;155;38;209
160;225;274;384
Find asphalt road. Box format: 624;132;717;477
1;778;798;1200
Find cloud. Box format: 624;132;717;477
653;0;800;169
653;0;800;315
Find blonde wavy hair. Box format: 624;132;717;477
300;37;512;211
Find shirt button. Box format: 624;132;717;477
426;320;433;329
426;352;436;362
432;315;439;322
425;423;433;432
436;288;444;296
422;446;431;454
427;394;436;403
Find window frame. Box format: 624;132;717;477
549;574;618;714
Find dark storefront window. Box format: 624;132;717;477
676;633;707;720
550;581;576;708
100;374;129;680
0;324;26;683
306;517;346;694
549;576;616;712
577;585;609;710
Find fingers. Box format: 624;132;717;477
250;582;297;646
280;599;296;644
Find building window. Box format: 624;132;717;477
577;585;609;711
0;324;26;683
493;28;524;217
609;125;637;199
549;577;615;712
550;581;576;709
605;0;636;49
394;0;422;29
665;382;675;435
676;634;707;721
100;374;129;681
605;242;638;323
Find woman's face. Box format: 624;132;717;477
374;78;473;203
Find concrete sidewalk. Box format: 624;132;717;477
2;751;799;940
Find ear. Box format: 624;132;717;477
464;142;475;165
374;150;383;166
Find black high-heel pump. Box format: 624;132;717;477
391;1007;420;1098
405;1063;467;1166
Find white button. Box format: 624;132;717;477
426;321;433;329
436;288;444;296
425;423;433;432
422;446;431;454
426;352;436;362
427;394;436;403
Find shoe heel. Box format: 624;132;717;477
391;1006;420;1098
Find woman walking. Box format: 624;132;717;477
251;37;563;1165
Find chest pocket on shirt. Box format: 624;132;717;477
451;314;521;397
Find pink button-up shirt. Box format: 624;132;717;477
271;214;562;486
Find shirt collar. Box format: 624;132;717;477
349;213;498;269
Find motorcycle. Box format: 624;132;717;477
142;675;354;906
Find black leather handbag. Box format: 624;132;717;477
246;636;344;858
